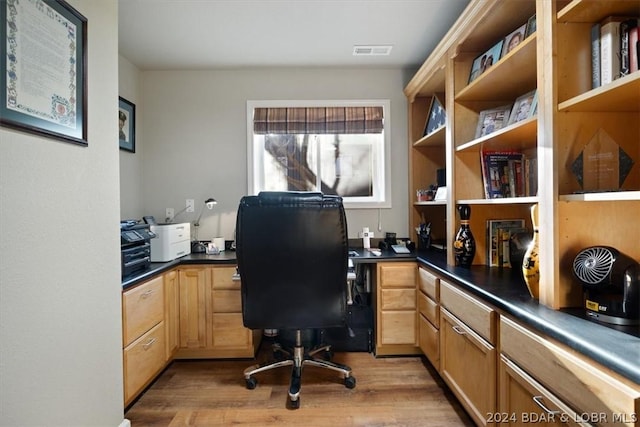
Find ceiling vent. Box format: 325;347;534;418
353;45;393;56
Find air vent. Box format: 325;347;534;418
353;45;393;56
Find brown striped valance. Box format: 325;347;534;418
253;106;384;134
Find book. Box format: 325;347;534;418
591;22;601;88
480;150;524;199
630;26;639;73
486;219;526;267
600;16;634;84
620;19;640;76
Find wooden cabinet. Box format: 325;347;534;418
122;275;166;406
405;0;640;309
175;265;260;359
439;280;497;426
500;316;640;427
375;262;420;356
417;266;440;369
164;269;179;359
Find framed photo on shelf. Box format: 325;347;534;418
119;97;136;152
507;90;538;125
501;24;527;58
468;39;504;83
423;95;446;137
525;14;537;37
1;0;88;146
475;105;512;138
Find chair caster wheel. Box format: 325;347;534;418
287;397;300;409
323;350;334;361
344;376;356;389
245;377;257;389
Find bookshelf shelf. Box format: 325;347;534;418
414;126;446;148
457;196;538;205
560;191;640;202
456;117;537;152
558;0;640;24
414;200;447;206
558;72;640;112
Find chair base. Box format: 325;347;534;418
243;330;356;409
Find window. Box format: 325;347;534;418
247;100;391;208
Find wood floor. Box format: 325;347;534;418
125;341;474;426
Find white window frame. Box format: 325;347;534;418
246;99;391;209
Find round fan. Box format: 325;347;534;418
573;246;615;286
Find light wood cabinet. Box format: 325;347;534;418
405;0;640;310
122;275;166;406
375;262;420;356
417;266;440;368
164;269;179;359
500;316;640;427
439;280;497;426
175;265;260;359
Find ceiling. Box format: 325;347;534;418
118;0;470;70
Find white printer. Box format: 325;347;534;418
150;222;191;262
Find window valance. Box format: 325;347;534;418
253;106;384;135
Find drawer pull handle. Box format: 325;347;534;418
143;338;157;350
141;289;154;299
452;325;466;335
532;396;560;415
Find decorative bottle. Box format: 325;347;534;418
454;204;476;267
522;204;540;299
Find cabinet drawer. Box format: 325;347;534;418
418;267;439;301
419;313;439;369
378;262;416;288
418;291;439;327
499;355;589;427
501;316;640;426
440;307;496;425
440;280;495;344
379;311;417;345
212;290;241;313
212;313;252;348
381;288;416;310
123;321;166;405
212;266;239;290
122;276;164;347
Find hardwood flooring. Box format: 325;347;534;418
125;341;474;426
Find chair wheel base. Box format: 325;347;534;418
344;376;356;389
245;377;257;389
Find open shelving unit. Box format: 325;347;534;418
405;0;640;310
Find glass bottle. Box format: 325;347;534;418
454;204;476;267
522;204;540;299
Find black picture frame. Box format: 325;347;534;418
119;97;136;153
1;0;88;146
423;95;446;137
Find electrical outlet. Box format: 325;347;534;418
166;208;174;221
186;199;195;213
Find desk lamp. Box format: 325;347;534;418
191;198;217;253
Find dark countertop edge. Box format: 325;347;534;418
122;248;639;384
415;251;640;385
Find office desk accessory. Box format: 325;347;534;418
236;191;355;409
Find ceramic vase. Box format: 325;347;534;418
454;204;476;267
522;204;540;298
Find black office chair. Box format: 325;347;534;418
236;191;356;409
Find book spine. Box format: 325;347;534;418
601;19;622;84
631;26;639;73
591;23;601;88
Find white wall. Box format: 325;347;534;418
119;55;143;220
138;68;410;241
0;1;124;425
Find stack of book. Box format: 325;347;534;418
592;15;640;88
480;150;537;199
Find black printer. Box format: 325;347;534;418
120;220;156;278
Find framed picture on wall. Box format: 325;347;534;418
1;0;88;146
423;94;446;137
119;97;136;152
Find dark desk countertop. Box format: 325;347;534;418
122;248;639;384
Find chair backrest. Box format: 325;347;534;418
236;191;349;330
